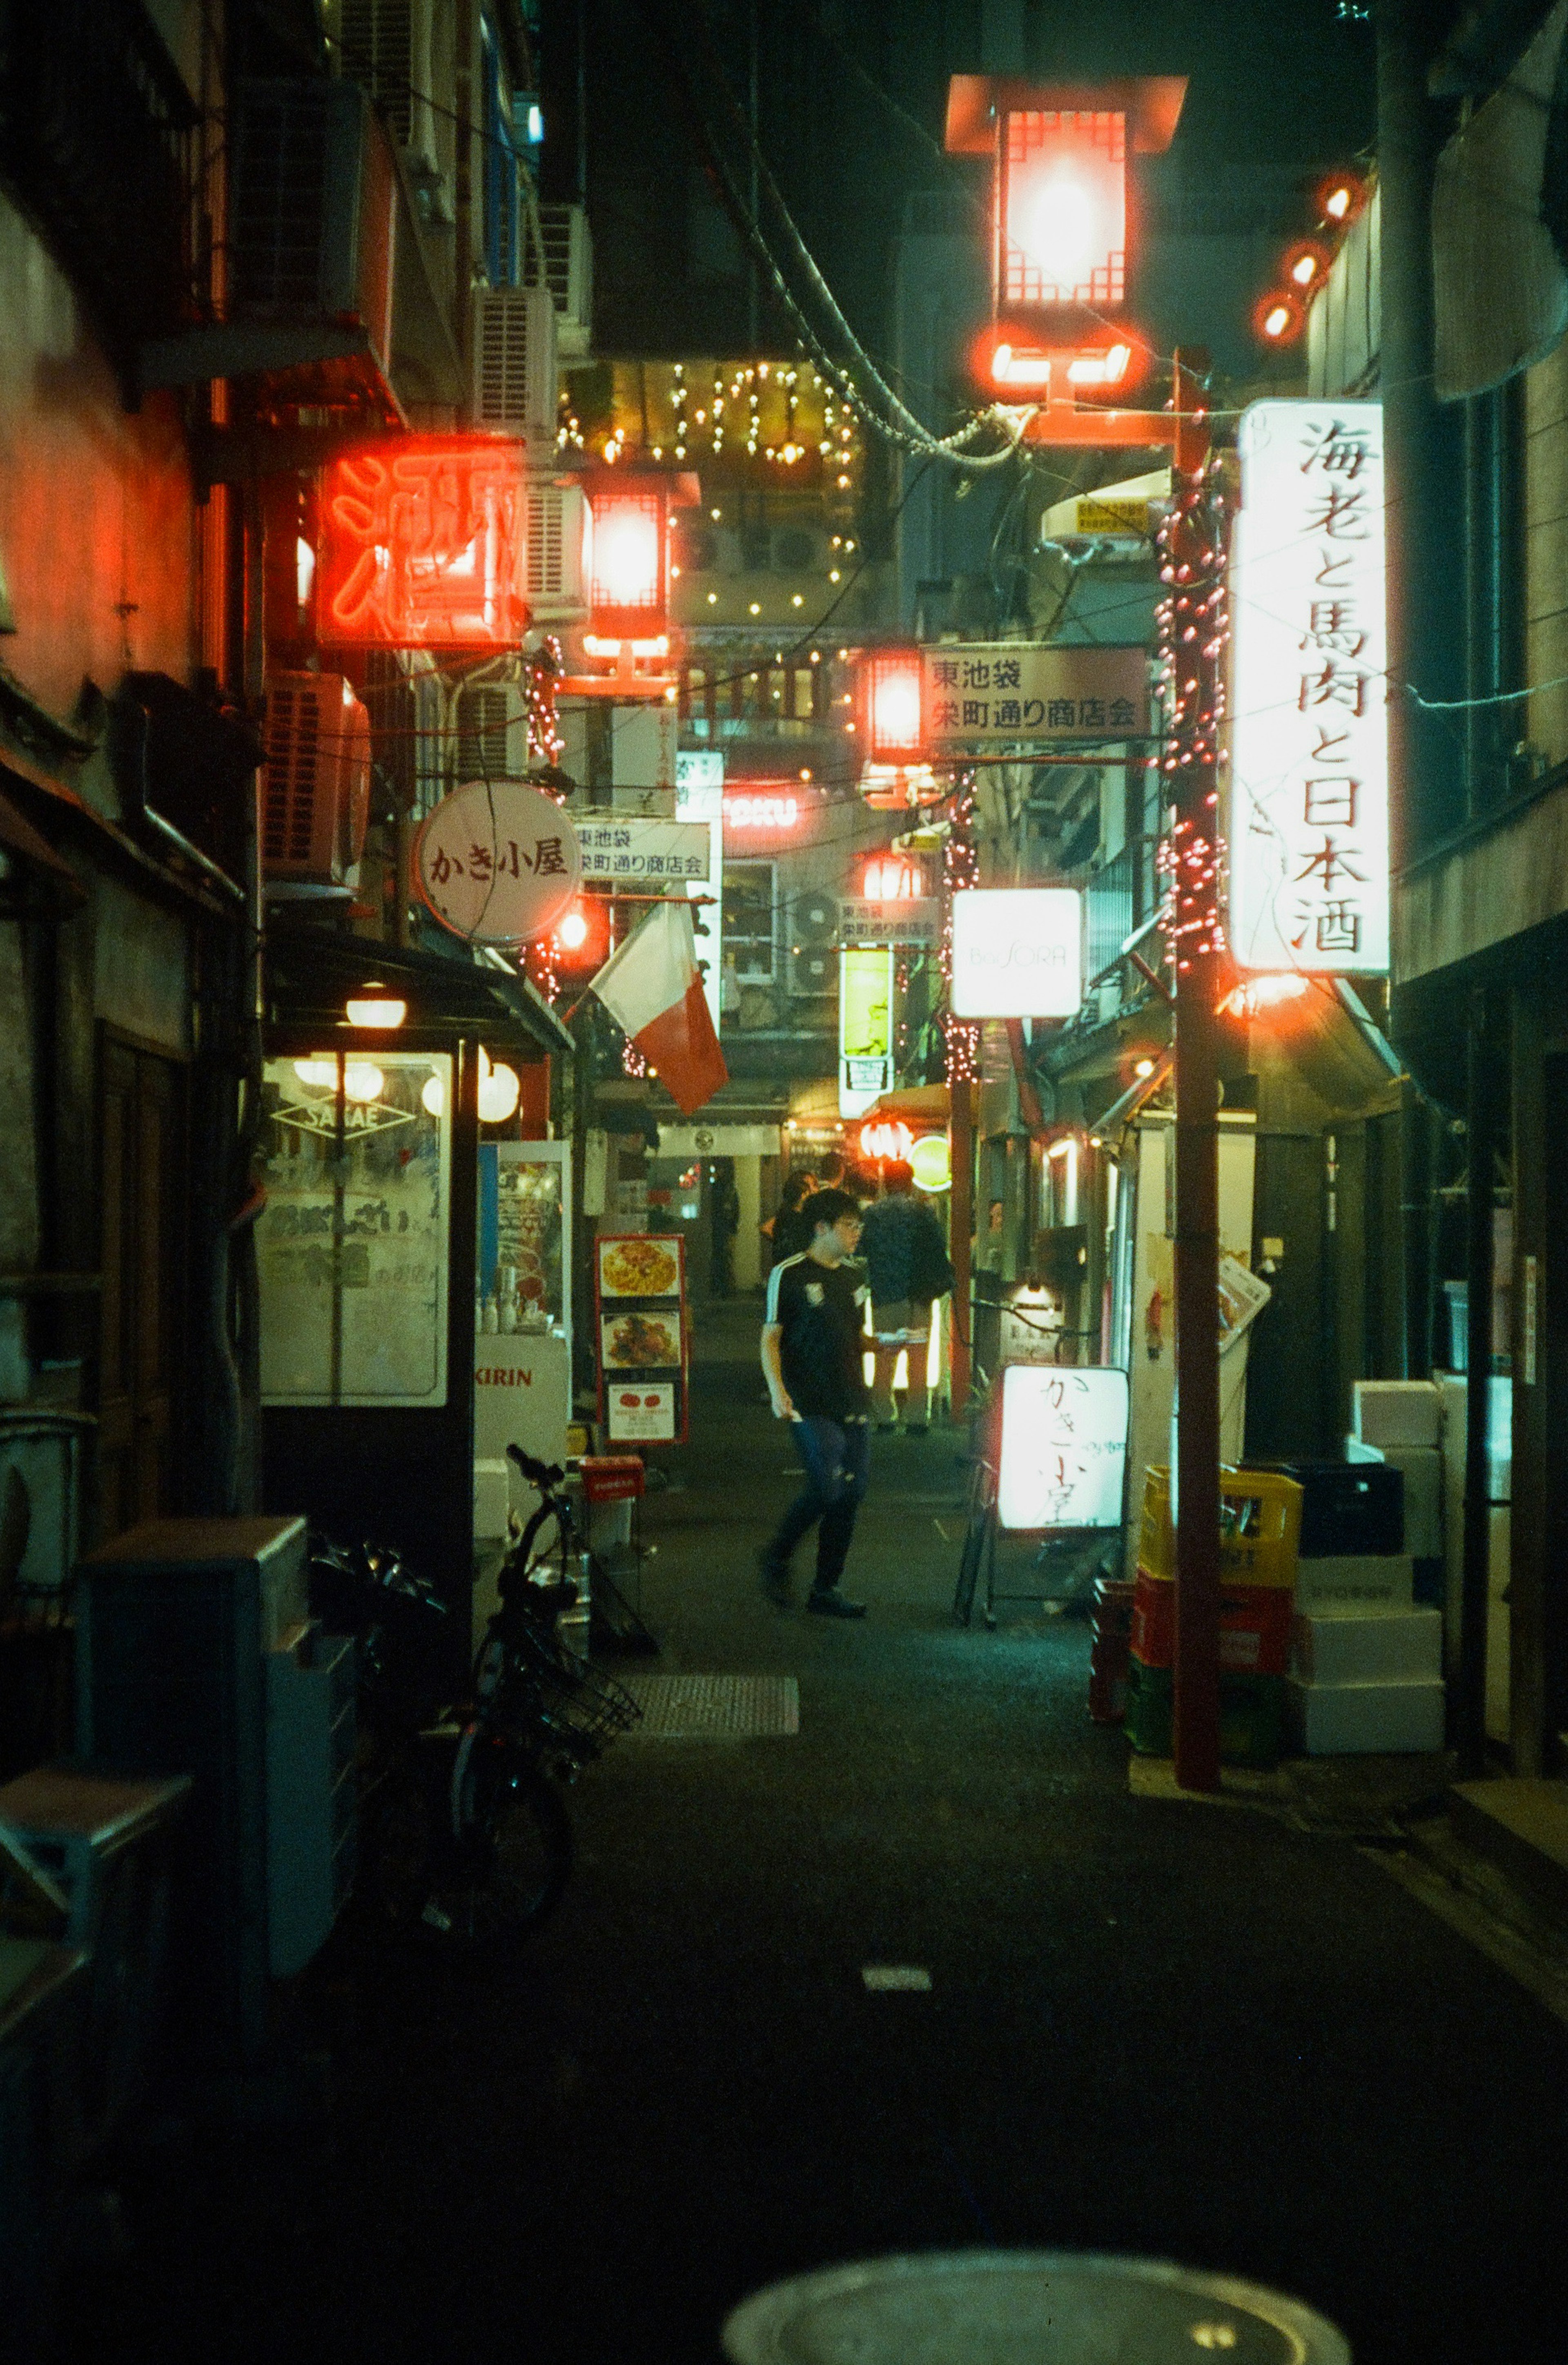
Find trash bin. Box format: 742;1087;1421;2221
723;2250;1351;2365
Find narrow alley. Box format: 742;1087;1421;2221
55;1305;1568;2365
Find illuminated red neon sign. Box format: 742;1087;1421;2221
318;438;529;647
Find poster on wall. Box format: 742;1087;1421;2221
594;1232;688;1444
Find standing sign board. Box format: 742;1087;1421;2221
1229;401;1389;974
595;1234;689;1443
996;1365;1130;1531
920;644;1147;749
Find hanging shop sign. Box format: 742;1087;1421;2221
838;895;941;948
595;1233;688;1444
1229;400;1389;975
996;1364;1130;1531
318;438;528;647
921;644;1147;748
415;780;581;945
839;943;895;1118
577;819;712;891
950;887;1083;1019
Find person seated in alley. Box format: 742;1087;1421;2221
757;1187;872;1619
858;1160;954;1434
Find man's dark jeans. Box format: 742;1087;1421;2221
764;1414;871;1591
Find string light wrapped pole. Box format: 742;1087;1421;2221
1157;352;1227;1794
940;769;981;1412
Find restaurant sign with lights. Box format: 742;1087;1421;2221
318;439;529;647
416;779;582;946
923;644;1148;749
723;791;811;833
1229;401;1389;975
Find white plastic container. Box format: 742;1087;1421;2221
1294;1553;1415;1609
1288;1675;1446;1754
1291;1605;1443;1685
1352;1379;1441;1450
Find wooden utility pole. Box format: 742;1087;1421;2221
1165;354;1223;1793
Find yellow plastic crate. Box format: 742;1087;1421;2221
1137;1465;1303;1590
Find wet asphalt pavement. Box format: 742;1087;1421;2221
56;1301;1568;2364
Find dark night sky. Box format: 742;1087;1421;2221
544;0;1379;367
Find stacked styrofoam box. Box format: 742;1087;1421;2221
1289;1382;1448;1750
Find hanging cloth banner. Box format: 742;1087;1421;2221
587;899;729;1117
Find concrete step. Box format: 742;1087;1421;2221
1449;1778;1568;1919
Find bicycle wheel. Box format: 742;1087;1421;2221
431;1731;574;1946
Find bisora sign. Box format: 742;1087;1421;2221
950;888;1083;1019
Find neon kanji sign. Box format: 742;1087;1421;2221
319;438;529;647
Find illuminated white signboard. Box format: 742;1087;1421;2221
950;887;1082;1019
839;943;894;1119
996;1364;1129;1531
1229;400;1389;975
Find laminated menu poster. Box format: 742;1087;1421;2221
595;1233;688;1444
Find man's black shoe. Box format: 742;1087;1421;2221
758;1553;793;1608
806;1587;867;1618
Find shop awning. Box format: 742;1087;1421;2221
265;931;574;1057
862;1083;951;1127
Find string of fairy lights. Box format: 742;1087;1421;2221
1154;457;1230;975
939;771;981;1084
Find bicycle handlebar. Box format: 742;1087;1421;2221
506;1443;566;1491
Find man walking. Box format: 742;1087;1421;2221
859;1159;953;1433
757;1188;872;1618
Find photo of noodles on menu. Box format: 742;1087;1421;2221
597;1236;680;1300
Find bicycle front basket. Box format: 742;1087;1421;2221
510;1620;643;1753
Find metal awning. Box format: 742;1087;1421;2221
265;932;573;1057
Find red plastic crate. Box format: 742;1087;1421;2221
1131;1567;1294;1676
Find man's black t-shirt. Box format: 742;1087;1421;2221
764;1252;871;1422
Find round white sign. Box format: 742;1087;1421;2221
415;779;582;945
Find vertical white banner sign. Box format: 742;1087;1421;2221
1229;400;1389;974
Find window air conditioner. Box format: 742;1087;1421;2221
525;477;587;620
452;682;529;785
229;79;396;382
261;673;372;884
472;286;559;448
334;0;442;188
525;203;594;359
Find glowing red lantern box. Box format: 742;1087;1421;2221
583;473;669;645
862;649;924;763
318;437;529;648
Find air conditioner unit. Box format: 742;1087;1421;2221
334;0;439;182
261;673;372;884
526;203;594;358
789;891;839;997
452;682;528;785
229;79;396;382
472;286;558;447
791;945;837;997
525;477;587;619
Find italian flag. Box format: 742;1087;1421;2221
588;899;728;1117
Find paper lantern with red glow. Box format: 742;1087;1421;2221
859;1120;913;1164
998;108;1127;316
862;857;921;902
863;650;924;762
584;473;668;643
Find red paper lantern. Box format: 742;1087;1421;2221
863;650;924;762
584;473;669;645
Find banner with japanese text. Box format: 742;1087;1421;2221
919;643;1148;748
1229;401;1389;974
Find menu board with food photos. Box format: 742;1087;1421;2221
595;1233;688;1444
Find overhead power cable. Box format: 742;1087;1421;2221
635;0;1027;471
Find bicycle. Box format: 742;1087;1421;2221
309;1449;641;1949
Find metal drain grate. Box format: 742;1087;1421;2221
623;1674;800;1740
